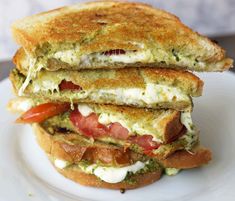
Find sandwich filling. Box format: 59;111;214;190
18;48;155;95
18;41;232;96
54;48;155;67
14;98;198;157
13;69;192;111
53;158;178;183
33;82;191;110
53;158;162;184
10;98;196;183
33;82;189;105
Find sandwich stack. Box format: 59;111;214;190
8;1;233;190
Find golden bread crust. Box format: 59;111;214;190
34;123;136;165
31;123;211;189
34;122;163;189
160;146;212;169
33;119;185;162
141;68;204;96
33;124;211;169
11;1;232;71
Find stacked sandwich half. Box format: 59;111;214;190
8;1;233;190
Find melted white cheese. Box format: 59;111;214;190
18;101;32;112
98;113;131;131
181;112;193;132
79;161;147;183
78;104;94;117
18;58;36;96
98;111;197;148
54;159;71;169
180;112;198;150
165;168;180;176
14;98;33;112
94;84;189;105
53;48;81;65
97;49;154;63
53;49;154;67
33;80;59;93
18;56;46;96
98;112;163;143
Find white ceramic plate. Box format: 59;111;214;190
1;72;235;201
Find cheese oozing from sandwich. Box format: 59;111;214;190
80;160;147;183
54;159;179;183
179;112;198;150
165;168;180;176
54;159;148;184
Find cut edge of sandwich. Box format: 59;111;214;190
8;97;196;148
10;67;204;111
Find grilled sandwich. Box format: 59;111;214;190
8;98;211;189
32;123;211;189
10;67;203;111
12;2;232;72
8;98;198;159
11;1;232;95
8;1;224;190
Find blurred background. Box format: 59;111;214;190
0;0;235;78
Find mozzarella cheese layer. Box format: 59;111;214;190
165;168;180;176
53;159;149;183
79;161;147;183
54;159;71;169
54;49;154;67
180;112;197;150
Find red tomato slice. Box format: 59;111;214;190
70;110;108;138
129;135;160;150
16;103;70;123
70;110;160;151
102;49;126;56
59;80;82;91
109;123;129;140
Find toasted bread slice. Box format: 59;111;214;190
34;124;163;189
33;123;211;189
10;67;203;111
12;2;232;72
34;123;145;166
33;123;200;164
52;146;211;190
160;146;212;169
8;97;186;143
